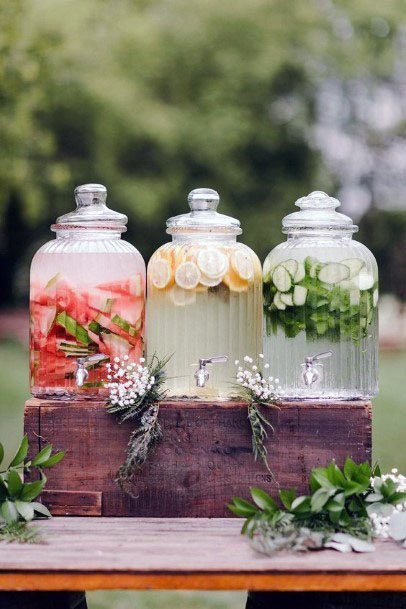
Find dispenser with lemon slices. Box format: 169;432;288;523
146;188;262;398
262;191;379;400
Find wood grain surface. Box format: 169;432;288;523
24;398;372;517
0;518;404;592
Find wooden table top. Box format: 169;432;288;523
0;518;405;591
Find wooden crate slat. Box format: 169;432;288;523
24;398;372;517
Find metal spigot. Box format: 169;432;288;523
194;356;228;388
74;354;108;387
301;350;333;387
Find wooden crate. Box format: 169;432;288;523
24;398;372;518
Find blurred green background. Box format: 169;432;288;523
0;1;405;608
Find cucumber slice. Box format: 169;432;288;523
360;291;372;317
293;285;307;305
280;292;293;306
358;272;374;291
342;258;365;278
280;259;298;278
273;292;286;310
293;262;305;283
349;289;361;306
305;256;323;279
318;263;350;285
272;265;292;292
262;256;274;283
373;289;379;307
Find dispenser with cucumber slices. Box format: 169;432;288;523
29;184;146;399
263;191;378;400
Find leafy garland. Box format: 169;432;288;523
233;355;281;473
106;354;169;495
228;459;406;553
0;436;65;543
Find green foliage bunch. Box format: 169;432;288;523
228;459;406;552
0;436;64;528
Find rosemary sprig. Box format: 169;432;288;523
232;355;281;474
106;355;170;495
247;402;275;473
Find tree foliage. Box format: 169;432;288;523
0;0;404;303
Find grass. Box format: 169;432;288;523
0;340;404;609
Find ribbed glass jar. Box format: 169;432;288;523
146;188;262;398
263;191;378;400
30;184;145;399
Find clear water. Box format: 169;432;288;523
263;236;379;399
147;239;262;398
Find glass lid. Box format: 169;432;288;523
282;191;357;233
52;184;128;231
166;188;242;235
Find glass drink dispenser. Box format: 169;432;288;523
30;184;146;399
263;191;378;399
147;188;262;398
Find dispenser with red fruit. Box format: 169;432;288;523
30;184;145;399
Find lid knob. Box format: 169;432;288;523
188;188;220;212
295;191;340;210
74;184;107;208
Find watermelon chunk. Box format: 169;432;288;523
102;333;132;358
31;303;56;338
96;273;144;297
111;296;144;327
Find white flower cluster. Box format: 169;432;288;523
105;356;155;407
235;354;283;401
369;469;406;538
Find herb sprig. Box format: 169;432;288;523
233;355;281;473
228;459;406;553
0;436;65;542
106;354;169;495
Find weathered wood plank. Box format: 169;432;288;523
41;490;102;516
0;518;404;592
24;399;372;517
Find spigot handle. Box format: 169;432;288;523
312;350;333;362
200;356;228;366
79;353;109;365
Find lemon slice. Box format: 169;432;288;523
175;261;201;290
197;248;229;279
170;285;197;306
231;250;254;280
150;257;172;289
199;273;222;287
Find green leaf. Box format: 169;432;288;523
250;487;278;512
310;488;332;513
279;489;296;510
365;492;383;503
326;462;345;487
0;443;4;467
15;500;34;522
342;479;365;497
20;479;45;502
7;470;23;498
31;502;52;519
387;491;406;505
228;498;257;517
343;457;358;479
372;463;381;477
31;445;53;467
9;436;29;467
290;496;311;514
1;500;19;524
40;451;65;468
310;467;335;490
